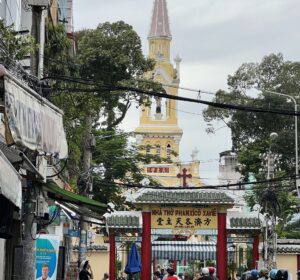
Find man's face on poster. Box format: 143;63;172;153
42;266;49;279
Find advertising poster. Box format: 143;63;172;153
36;234;60;280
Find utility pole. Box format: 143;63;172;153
23;2;47;279
263;132;278;270
23;177;38;280
79;113;93;263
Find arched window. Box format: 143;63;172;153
146;145;151;155
156;145;161;157
166;144;171;159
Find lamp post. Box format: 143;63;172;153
263;89;299;198
262;132;278;269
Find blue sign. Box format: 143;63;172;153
68;229;80;237
36;234;60;280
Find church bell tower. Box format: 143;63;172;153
135;0;203;187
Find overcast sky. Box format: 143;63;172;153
73;0;300;184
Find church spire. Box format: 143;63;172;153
148;0;172;39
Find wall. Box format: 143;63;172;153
72;250;110;279
277;254;297;280
89;251;110;279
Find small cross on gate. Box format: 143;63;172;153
177;168;192;187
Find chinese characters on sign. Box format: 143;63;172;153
146;167;170;173
151;207;218;230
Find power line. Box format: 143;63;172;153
94;173;298;190
43;75;300;117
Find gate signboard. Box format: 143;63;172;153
151;206;218;230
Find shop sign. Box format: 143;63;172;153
115;236;142;242
4;75;68;158
227;237;254;243
67;229;80;237
151;207;218;230
146;166;170;173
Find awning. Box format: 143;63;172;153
0;148;22;208
152;241;216;261
44;181;107;216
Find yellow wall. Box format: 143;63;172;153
277;254;297;280
89;251;110;280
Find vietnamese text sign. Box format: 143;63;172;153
36;234;60;280
4;76;68;158
151;207;218;230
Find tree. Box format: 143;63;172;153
44;21;162;207
203;53;300;230
204;53;300;176
0;20;35;62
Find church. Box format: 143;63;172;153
106;2;258;280
104;2;300;280
134;0;204;188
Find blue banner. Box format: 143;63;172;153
36;234;60;280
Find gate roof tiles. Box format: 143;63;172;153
130;189;234;205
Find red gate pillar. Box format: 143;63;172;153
173;260;177;273
141;209;151;280
252;235;259;269
217;208;227;280
153;258;156;273
109;233;116;280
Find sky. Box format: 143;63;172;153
73;0;300;184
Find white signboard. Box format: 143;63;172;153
4;76;68;158
0;149;22;208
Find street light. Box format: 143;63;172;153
262;89;300;198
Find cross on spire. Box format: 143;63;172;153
177;168;192;187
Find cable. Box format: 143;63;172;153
46;158;68;178
94;174;298;191
43;75;300;117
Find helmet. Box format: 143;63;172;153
270;269;278;280
202;267;209;275
259;268;269;278
208;267;215;275
276;270;288;280
297;270;300;276
251;269;258;278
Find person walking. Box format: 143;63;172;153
79;260;94;280
166;269;178;280
102;273;109;280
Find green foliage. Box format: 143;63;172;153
204;53;300;225
280;217;300;238
204;53;300;176
44;21;160;207
0;19;35;61
75;21;155;130
92;130;162;206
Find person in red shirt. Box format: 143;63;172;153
166;269;178;280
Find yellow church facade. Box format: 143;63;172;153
134;0;204;187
